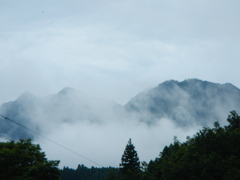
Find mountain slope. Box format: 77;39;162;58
1;79;240;140
0;87;123;139
125;79;240;126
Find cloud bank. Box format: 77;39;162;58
36;116;201;168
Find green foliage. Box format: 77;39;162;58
226;110;240;130
0;139;60;180
104;168;118;180
61;165;116;180
119;138;141;180
145;111;240;180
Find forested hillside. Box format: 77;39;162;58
143;110;240;180
0;110;239;179
0;87;123;140
1;79;240;179
125;79;240;126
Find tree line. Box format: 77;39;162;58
62;110;240;180
0;111;240;179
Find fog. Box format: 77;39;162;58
2;78;240;169
35;116;201;169
1;80;238;169
0;86;206;169
1;0;240;169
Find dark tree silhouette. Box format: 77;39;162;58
119;138;141;180
226;110;240;130
0;139;60;180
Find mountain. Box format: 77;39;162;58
125;79;240;126
1;79;240;140
0;87;123;139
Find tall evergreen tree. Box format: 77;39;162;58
119;139;141;180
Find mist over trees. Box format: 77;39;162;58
60;110;240;179
140;111;240;180
1;79;240;179
0;110;239;179
125;79;240;126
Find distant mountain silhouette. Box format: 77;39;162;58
0;87;123;139
1;79;240;140
125;79;240;126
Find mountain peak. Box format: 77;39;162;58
125;79;240;126
158;79;203;87
17;91;35;100
58;87;76;95
58;87;86;97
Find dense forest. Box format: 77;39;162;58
0;111;239;179
143;110;240;180
61;165;118;180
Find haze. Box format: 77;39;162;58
1;1;240;105
1;0;240;168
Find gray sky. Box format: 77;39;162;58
1;0;240;105
1;0;240;168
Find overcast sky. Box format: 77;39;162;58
1;0;240;105
1;0;240;169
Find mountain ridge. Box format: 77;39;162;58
125;79;240;126
1;79;240;139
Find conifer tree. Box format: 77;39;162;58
119;139;141;180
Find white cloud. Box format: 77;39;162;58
35;116;201;168
1;0;240;168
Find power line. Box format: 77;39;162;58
0;114;104;167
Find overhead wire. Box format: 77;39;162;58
0;113;104;167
